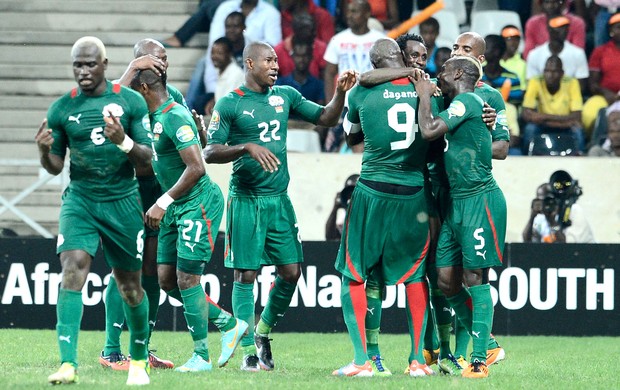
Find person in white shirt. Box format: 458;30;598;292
206;37;246;115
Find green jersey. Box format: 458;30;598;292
347;78;439;187
47;81;150;201
150;96;209;203
167;84;190;111
207;85;323;196
437;92;498;199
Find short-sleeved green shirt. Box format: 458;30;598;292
207;85;323;196
437;92;499;199
47;81;150;201
149;96;209;203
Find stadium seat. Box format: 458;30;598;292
470;10;523;39
444;0;468;26
471;0;499;13
287;129;322;153
527;133;580;156
409;10;461;49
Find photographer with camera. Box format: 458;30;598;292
523;170;595;243
325;174;359;240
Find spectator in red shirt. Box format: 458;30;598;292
280;0;334;43
274;12;327;78
524;0;586;59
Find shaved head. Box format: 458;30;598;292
243;41;274;68
71;36;106;60
452;32;486;63
369;38;405;69
133;38;165;57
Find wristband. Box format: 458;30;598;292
116;136;135;153
156;193;174;211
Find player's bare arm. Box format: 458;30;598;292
414;78;449;141
203;143;281;173
317;70;357;127
192;109;208;148
323;63;339;103
359;67;415;88
117;54;166;86
145;143;205;230
35;118;64;175
482;103;496;128
103;110;152;167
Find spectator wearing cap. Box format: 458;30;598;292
526;16;588;94
523;0;586;59
500;25;527;91
588;101;620;156
582;13;620;138
593;0;620;47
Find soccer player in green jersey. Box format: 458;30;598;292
332;37;438;378
130;68;248;372
413;56;508;378
203;41;356;372
35;36;153;386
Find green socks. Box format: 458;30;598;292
205;295;236;333
365;278;383;357
141;274;161;339
258;277;296;335
122;291;149;361
232;281;255;348
56;289;83;367
181;284;210;361
103;276;124;355
469;284;493;363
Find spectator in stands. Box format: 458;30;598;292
526;16;588;93
592;0;620;47
323;0;385;152
433;46;451;71
523;170;595;243
280;0;334;43
205;37;245;115
524;0;586;59
482;34;524;105
276;41;325;104
162;0;226;48
498;0;533;29
500;25;527;91
589;104;620;156
325;174;359;240
274;12;327;78
583;13;620;138
419;17;440;76
340;0;400;30
589;100;620;149
521;55;585;154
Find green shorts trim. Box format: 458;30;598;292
224;193;302;270
57;187;144;272
334;182;429;285
436;188;507;270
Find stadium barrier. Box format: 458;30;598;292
1;237;617;336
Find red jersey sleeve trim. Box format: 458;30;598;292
162;102;177;113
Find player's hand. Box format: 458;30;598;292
412;76;436;97
336;70;357;92
192;109;208;148
103;110;127;145
245;143;281;173
204;99;215;116
131;54;166;76
35;119;54;154
145;204;165;230
482;103;497;130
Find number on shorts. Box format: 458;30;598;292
182;220;203;242
136;229;144;260
388;103;418;150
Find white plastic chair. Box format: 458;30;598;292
470;10;523;39
444;0;468;26
287;129;322;153
471;0;499;13
409;10;461;49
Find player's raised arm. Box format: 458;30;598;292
103;110;152;167
35;119;64;175
413;78;449;141
316;70;357;127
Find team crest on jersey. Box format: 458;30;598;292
102;103;124;118
269;95;285;113
208;110;220;131
141;114;151;131
447;100;466;119
176;125;195;143
152;122;163;141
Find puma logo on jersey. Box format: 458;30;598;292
243;109;255;118
476;250;487;260
113;322;123;329
149;320;156;327
185;242;196;252
471;331;480;338
59;335;71;343
187;325;195;333
207;130;216;139
367;307;375;316
68;114;81;124
134;338;147;345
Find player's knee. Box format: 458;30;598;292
278;265;301;284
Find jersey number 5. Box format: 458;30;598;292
259;120;281;143
388;103;418;150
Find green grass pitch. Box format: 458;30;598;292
1;329;617;389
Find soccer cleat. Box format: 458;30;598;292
369;354;392;377
486;347;506;366
240;354;260;372
408;360;435;377
332;361;374;377
462;360;489;378
254;331;274;371
48;362;78;385
218;319;249;367
99;350;129;371
457;355;468;368
423;348;440;366
148;350;174;369
438;354;463;375
126;359;150;386
175;353;212;372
